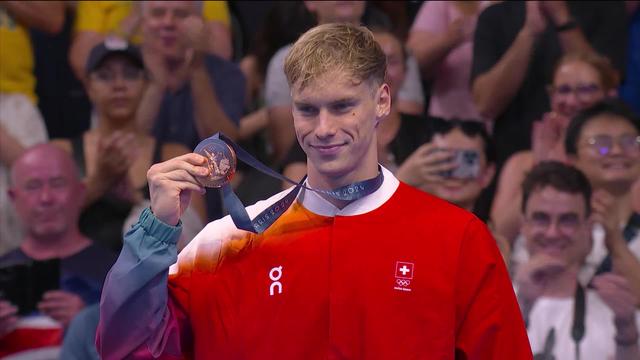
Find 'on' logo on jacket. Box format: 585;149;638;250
269;266;283;296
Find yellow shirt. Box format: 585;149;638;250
0;7;36;102
74;0;230;44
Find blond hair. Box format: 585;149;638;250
284;23;386;91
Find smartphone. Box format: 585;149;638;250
0;259;60;315
440;149;480;179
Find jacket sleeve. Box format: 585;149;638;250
454;217;533;359
96;208;192;360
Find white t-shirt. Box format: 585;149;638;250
528;290;640;359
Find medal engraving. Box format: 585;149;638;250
194;139;236;188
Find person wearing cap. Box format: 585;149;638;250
51;39;206;254
96;23;531;359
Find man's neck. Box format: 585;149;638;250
21;230;91;260
542;266;579;298
307;162;381;209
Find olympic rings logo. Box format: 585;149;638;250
396;279;411;287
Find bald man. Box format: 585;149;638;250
0;144;115;358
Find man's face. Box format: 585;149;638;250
522;186;591;267
572;114;640;191
142;1;197;58
428;128;494;210
292;70;390;186
305;1;366;25
9;148;85;239
87;56;146;122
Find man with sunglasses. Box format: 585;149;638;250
515;161;639;359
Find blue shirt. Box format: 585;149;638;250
152;54;246;150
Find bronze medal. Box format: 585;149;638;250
194;139;237;188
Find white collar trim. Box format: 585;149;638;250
297;165;399;217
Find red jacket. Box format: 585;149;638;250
98;169;532;359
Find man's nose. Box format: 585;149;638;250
38;186;54;203
315;110;337;139
543;221;562;238
160;10;176;27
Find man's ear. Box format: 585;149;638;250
376;83;391;119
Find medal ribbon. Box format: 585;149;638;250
195;133;384;233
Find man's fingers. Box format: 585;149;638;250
151;153;208;172
424;161;457;175
42;290;71;299
592;273;632;292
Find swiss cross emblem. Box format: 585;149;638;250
394;261;414;292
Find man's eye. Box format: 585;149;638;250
332;102;353;113
150;8;166;18
24;181;42;191
297;106;316;115
173;9;189;19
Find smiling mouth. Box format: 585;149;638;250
535;239;570;253
311;144;345;155
601;162;630;170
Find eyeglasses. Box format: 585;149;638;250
91;67;144;83
550;83;602;100
525;212;582;233
584;134;640;156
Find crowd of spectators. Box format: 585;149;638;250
0;1;638;358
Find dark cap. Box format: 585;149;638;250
85;37;144;75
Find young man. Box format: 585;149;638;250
265;0;424;162
515;161;639;359
0;144;116;358
97;23;531;359
565;100;640;300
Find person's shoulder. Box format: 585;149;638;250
394;183;477;223
273;45;293;62
267;44;293;72
173;188;295;273
66;242;117;266
186;188;295;245
0;248;28;267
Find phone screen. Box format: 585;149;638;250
0;259;60;315
440;149;481;179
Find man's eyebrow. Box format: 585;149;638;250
293;101;314;108
329;97;357;104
